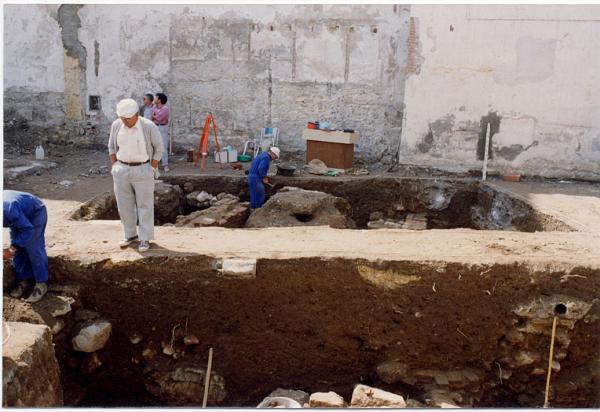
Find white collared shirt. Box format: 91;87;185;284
116;119;149;163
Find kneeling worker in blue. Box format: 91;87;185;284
3;190;49;303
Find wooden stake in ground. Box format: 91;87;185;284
202;347;214;408
543;316;558;407
482;122;491;181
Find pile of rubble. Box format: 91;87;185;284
174;192;249;228
256;383;458;408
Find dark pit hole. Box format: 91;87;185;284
554;303;567;316
294;213;313;223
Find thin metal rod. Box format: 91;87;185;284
202;347;213;408
544;316;558;408
169;106;174;155
482;122;491;181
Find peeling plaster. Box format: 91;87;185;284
57;4;87;70
494;36;557;86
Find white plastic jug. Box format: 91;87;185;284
35;145;45;160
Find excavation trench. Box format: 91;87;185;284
39;256;600;407
71;176;573;232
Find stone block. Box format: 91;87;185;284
376;360;413;384
219;258;257;279
309;391;346;407
144;365;226;406
176;201;249;228
2;322;63;406
246;187;354;229
33;294;74;317
71;319;112;352
350;384;406;408
403;213;428;230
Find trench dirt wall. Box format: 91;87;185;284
48;255;600;407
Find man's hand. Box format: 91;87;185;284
110;154;117;165
151;160;159;168
262;176;269;184
3;246;15;261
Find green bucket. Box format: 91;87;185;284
238;154;252;162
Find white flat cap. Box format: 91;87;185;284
116;98;139;118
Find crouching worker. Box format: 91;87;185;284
247;147;280;209
3;190;49;303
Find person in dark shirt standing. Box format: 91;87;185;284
3;190;49;302
152;92;171;172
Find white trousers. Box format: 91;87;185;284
112;162;155;241
158;125;169;166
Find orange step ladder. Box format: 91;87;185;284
194;113;222;169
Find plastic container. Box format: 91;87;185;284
214;149;238;163
276;164;296;176
35;145;45;160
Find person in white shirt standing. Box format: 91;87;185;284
108;98;164;252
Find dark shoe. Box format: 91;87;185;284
119;235;139;249
26;282;47;303
9;281;28;298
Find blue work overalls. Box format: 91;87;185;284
247;151;272;209
3;190;49;283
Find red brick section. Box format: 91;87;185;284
406;17;420;76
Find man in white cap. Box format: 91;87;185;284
247;146;280;209
108;98;164;252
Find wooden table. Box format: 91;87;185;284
301;129;359;169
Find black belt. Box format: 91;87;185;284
157;123;168;126
118;160;149;166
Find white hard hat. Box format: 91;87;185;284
116;98;139;118
269;147;281;159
